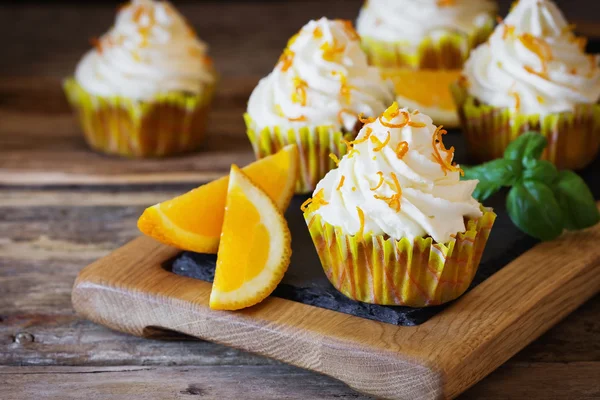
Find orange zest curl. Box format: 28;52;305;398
291;76;308;106
350;127;372;145
503;24;516;40
370;171;385;191
313;26;323;39
331;71;355;104
519;34;552;75
356;206;365;237
395;141;409;159
358;114;376;124
373;172;402;212
278;48;295;72
320;39;346;62
379;103;409;129
342;139;360;158
408;121;426;128
431;125;463;176
337;175;346;190
370;131;391;152
90;37;104;54
300;188;329;213
510;90;521;111
524;65;548;79
329;153;341;166
288;115;307;122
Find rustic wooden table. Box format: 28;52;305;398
1;1;599;399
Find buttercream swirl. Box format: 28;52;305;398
305;104;482;243
356;0;496;47
75;0;215;100
462;0;600;115
246;18;395;132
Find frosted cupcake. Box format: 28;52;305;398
356;0;497;70
245;18;395;194
302;103;496;307
453;0;600;169
64;0;217;157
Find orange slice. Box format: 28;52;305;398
210;165;291;310
384;69;461;128
138;144;299;254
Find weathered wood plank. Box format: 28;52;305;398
1;363;598;400
0;365;374;400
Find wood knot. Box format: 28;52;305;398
14;332;34;344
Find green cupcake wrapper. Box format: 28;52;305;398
361;21;494;70
304;209;496;307
451;83;600;169
244;113;354;194
63;77;216;158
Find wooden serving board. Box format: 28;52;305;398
72;204;600;400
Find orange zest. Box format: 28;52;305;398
519;33;552;76
301;188;329;213
337;108;356;126
431;126;463;176
90;37;103;54
510;89;521;111
370;131;391;152
356;206;365;237
408;121;426;128
503;24;516;40
373;172;402;212
395;141;409;159
291;76;308;106
379;111;409;129
337;175;346;190
349;127;372;145
313;26;323;39
320;39;346;62
331;71;354;104
370;171;385;191
358;114;376;124
278;48;295;72
342;139;360;158
329;153;341;166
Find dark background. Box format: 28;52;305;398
3;0;600;78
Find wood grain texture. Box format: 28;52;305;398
72;204;600;400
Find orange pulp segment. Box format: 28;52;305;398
210;165;291;310
384;69;461;127
137;144;299;254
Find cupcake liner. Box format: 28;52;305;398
451;84;600;169
63;77;216;158
304;209;496;307
244;113;354;194
361;21;494;70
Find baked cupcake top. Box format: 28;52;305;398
461;0;600;115
75;0;215;100
247;18;395;132
356;0;496;47
302;103;482;243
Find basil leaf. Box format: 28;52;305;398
507;181;564;241
522;158;558;185
462;159;522;201
504;132;547;162
553;170;600;230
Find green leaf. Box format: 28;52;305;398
522;158;558;185
507;181;564;241
553;170;600;230
462;159;522;201
504;132;548;162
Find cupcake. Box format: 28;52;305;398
356;0;497;70
245;18;395;194
64;0;217;158
302;103;496;307
453;0;600;169
356;0;497;128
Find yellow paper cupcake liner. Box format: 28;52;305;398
244;113;353;194
63;77;216;158
451;84;600;169
361;22;494;70
304;209;496;307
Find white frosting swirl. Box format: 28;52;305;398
75;0;215;100
247;18;395;132
356;0;496;47
308;104;482;243
462;0;600;115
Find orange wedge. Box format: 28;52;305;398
138;144;299;254
384;69;461;128
210;165;291;310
